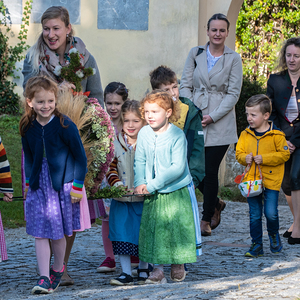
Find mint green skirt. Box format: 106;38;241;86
139;186;196;264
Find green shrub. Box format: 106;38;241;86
236;77;267;137
0;1;32;115
0;80;21;114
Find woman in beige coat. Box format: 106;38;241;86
180;13;243;236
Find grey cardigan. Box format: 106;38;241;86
22;53;104;108
180;43;243;146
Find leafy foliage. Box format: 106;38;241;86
236;0;300;84
57;48;95;92
0;1;32;115
92;186;128;199
236;77;266;137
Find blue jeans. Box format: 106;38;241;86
247;188;279;245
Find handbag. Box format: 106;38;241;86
235;163;263;198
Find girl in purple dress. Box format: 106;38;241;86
19;76;87;295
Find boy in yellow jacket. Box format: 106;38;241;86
236;94;290;257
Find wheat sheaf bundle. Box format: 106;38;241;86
57;90;94;175
57;90;115;197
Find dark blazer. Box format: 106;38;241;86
267;71;300;147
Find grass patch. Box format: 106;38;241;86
219;186;247;202
196;186;246;203
195;188;203;202
0;115;24;228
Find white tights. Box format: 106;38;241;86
35;237;66;278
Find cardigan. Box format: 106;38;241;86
134;124;192;194
236;122;290;191
0;136;13;194
106;132;142;202
180;42;243;146
267;71;300;147
22;115;87;191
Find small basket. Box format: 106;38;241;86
236;164;263;198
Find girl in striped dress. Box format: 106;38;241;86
107;100;148;285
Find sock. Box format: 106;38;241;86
138;260;148;278
102;220;115;260
35;238;51;278
119;254;131;276
154;264;164;272
51;237;66;272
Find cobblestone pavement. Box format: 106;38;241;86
1;201;300;300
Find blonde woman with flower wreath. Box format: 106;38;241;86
21;6;104;286
22;6;104;107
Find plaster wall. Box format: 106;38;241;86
10;0;199;99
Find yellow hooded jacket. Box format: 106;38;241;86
236;122;290;191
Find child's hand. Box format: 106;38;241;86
70;181;83;201
142;186;150;195
134;184;147;196
254;155;263;165
71;196;82;203
245;152;253;164
3;193;13;202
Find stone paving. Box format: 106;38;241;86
1;201;300;300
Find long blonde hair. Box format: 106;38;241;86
26;6;74;73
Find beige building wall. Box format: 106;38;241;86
10;0;243;100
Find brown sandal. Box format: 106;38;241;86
170;264;186;282
145;268;167;284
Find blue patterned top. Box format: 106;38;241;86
206;45;223;73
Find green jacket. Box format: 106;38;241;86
179;97;205;187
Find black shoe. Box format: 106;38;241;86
132;263;153;277
110;272;134;286
288;236;300;245
183;263;190;274
283;230;292;238
136;267;151;285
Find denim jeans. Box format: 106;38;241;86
247;188;279;245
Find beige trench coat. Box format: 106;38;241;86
180;43;243;147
